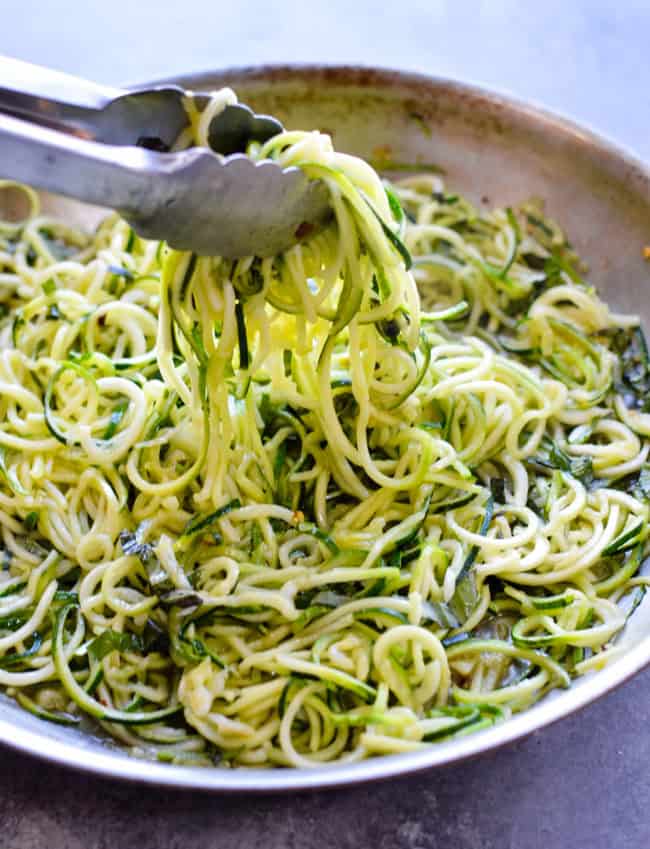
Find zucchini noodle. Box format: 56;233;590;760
0;89;648;768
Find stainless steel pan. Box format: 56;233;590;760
1;65;649;791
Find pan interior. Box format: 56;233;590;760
1;66;650;790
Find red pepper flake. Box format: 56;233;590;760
295;221;314;240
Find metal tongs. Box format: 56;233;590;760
0;56;329;257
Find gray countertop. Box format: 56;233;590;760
1;2;649;846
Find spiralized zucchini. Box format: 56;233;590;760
0;89;648;768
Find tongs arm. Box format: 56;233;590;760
0;55;122;137
0;111;164;217
0;55;194;151
0;55;284;154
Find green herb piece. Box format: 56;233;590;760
87;629;144;663
23;511;39;532
103;399;129;440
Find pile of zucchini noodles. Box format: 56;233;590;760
0;88;648;769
